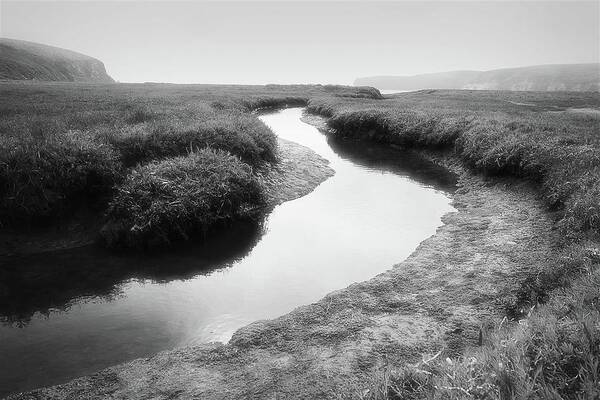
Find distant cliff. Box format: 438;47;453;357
355;64;600;92
0;38;114;83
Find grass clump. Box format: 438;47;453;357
101;148;264;248
0;131;120;225
104;111;278;167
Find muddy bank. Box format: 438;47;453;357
259;138;334;206
10;157;561;399
0;138;333;257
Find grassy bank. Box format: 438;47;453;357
308;90;600;399
0;82;379;245
309;94;600;235
101;148;263;248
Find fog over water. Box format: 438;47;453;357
1;1;598;84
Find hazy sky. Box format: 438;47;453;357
1;1;598;84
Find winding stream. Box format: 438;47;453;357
0;108;455;397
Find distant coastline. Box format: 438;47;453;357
355;63;600;92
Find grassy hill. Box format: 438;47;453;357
355;63;600;92
0;38;114;82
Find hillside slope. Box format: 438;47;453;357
355;63;600;92
0;38;114;82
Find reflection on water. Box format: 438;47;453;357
0;221;264;324
0;108;455;397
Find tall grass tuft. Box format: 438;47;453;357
101;148;264;248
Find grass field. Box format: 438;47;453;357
2;83;599;397
308;89;600;399
0;82;380;246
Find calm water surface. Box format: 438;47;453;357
0;108;455;397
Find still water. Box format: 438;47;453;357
0;108;455;397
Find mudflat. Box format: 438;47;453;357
0;137;333;258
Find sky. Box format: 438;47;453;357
1;1;598;84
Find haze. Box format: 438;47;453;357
1;1;598;84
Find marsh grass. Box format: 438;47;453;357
103;111;278;167
308;91;600;236
0;130;121;225
361;246;600;400
0;82;379;227
101;148;264;248
308;90;600;399
379;262;600;400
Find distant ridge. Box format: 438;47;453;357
0;38;114;83
355;64;600;92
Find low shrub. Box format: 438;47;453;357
101;148;264;248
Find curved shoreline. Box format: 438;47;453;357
260;137;335;207
0;138;334;258
8;148;560;399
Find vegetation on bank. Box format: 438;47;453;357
308;90;600;235
0;82;380;245
308;90;600;399
101;149;263;248
0;130;121;224
102;109;278;167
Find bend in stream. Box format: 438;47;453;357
0;108;455;397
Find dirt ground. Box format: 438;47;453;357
260;137;334;206
9;151;562;399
